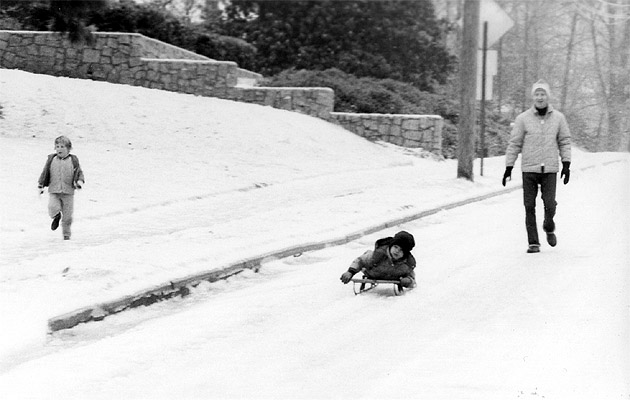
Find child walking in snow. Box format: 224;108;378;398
340;230;417;288
38;136;85;240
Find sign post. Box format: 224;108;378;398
477;0;513;176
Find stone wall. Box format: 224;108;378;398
0;30;443;155
0;31;333;119
0;31;236;86
331;112;443;154
223;86;335;120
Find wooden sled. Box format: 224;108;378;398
350;277;405;296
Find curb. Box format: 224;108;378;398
48;185;523;332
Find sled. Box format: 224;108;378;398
350;277;405;296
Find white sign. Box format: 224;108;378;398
476;50;497;100
480;0;514;48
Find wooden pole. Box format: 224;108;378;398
480;21;488;177
457;0;480;181
497;37;503;113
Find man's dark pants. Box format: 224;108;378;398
522;172;557;245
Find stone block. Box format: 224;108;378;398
0;52;12;67
146;70;157;81
112;53;127;66
133;69;146;80
33;34;48;46
119;70;133;84
128;57;142;68
107;37;118;49
82;48;101;63
401;119;420;131
65;47;78;59
377;124;390;136
7;34;23;47
26;44;38;56
390;125;401;136
391;136;405;146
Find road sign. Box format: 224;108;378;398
480;0;514;48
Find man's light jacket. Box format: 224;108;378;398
505;105;572;173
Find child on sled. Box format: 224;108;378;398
339;230;416;288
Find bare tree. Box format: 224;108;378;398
560;9;579;111
582;0;630;150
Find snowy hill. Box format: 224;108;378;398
0;69;628;399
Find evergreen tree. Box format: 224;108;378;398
49;0;108;43
220;0;455;91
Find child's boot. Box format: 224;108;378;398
51;212;61;231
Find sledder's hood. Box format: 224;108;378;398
391;231;415;254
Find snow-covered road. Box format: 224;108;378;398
2;161;627;400
1;69;627;400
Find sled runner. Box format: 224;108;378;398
350;277;405;296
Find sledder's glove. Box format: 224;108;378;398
502;167;513;187
560;162;570;185
38;185;44;195
399;277;414;288
340;271;354;284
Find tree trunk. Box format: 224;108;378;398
623;17;630;152
560;10;578;111
606;1;630;151
606;12;621;151
520;1;530;111
589;19;611;150
456;0;480;181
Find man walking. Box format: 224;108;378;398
502;79;572;253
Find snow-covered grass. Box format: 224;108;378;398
0;69;628;399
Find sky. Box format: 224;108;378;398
0;68;628;400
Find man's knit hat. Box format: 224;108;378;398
391;231;415;254
531;79;551;97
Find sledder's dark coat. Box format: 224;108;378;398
348;244;416;282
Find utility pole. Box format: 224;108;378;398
457;0;480;181
480;21;488;176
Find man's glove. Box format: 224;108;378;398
560;162;570;185
399;277;414;288
502;166;513;186
340;271;354;284
75;180;84;189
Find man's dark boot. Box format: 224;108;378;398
546;232;557;247
543;217;557;247
527;244;541;253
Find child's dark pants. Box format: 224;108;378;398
522;172;557;245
